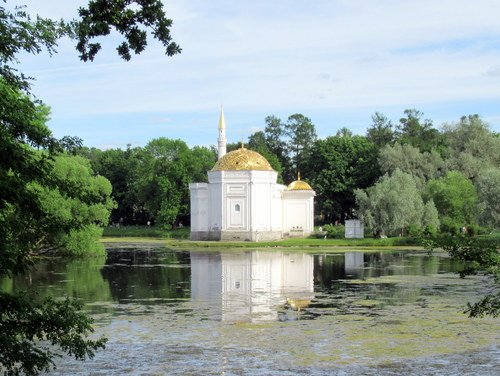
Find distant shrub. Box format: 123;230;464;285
466;224;489;237
323;224;345;239
407;224;422;238
440;217;462;236
423;225;438;237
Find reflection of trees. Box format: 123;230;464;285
312;251;468;312
314;254;345;288
0;256;112;309
314;252;464;289
100;249;191;302
1;249;468;318
1;248;195;310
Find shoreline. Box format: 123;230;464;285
100;236;425;252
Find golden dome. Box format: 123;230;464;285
211;147;274;171
287;173;313;191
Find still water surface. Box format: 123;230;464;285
4;246;499;375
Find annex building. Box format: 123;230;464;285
189;108;315;241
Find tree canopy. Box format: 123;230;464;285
366;112;394;148
442;115;500;180
0;76;112;376
427;171;478;230
475;168;500;228
308;135;379;222
354;170;436;236
1;0;180;373
378;142;445;186
75;0;181;62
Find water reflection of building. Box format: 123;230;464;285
190;251;314;322
344;252;365;277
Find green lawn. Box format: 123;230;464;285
101;226;499;250
102;225;190;239
101;226;422;249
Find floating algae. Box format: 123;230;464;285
4;248;498;375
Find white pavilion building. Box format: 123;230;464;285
189;108;315;241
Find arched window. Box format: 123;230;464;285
234;204;241;212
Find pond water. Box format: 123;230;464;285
3;246;499;375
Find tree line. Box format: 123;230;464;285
71;109;499;237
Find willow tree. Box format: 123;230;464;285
354;170;438;236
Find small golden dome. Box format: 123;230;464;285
287;173;313;191
211;147;274;171
287;180;313;191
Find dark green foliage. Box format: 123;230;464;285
0;79;54;276
406;224;422;238
0;292;106;376
1;0;180;373
426;236;499;317
130;138;216;228
366;112;395;148
439;217;463;236
78;141;216;228
308;135;379;222
247;131;283;181
0;80;113;373
74;0;181;61
396;109;445;153
263;115;289;176
466;224;480;237
465;294;500;318
81;146;140;224
0;4;70;90
407;223;438;238
58;135;84;155
257;114;317;183
285;113;317;179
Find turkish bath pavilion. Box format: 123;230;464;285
189;108;315;241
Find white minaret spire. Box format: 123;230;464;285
217;105;227;159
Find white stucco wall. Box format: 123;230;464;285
208;170;280;235
271;185;285;231
282;191;315;235
188;183;209;232
190;168;315;241
208;180;222;231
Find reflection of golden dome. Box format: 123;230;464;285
287;174;313;191
287;298;311;311
211;147;274;171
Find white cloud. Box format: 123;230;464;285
9;0;500;146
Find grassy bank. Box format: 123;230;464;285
101;226;423;249
101;226;499;250
181;237;420;248
102;226;190;239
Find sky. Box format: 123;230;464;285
8;0;500;149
